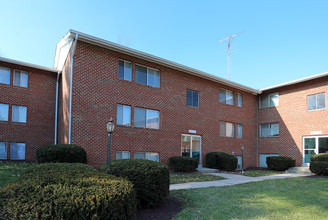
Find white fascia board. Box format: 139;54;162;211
0;56;58;73
260;72;328;91
53;32;74;70
67;30;260;95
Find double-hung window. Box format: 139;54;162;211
118;60;132;81
308;93;326;110
0;67;10;85
260;93;279;109
116;151;130;159
12;105;27;123
219;89;234;105
10;143;26;160
187;90;199;107
13;70;28;88
236;124;243;138
237;93;242;107
0;142;7;159
117;105;131;126
220;122;234;137
134;152;159;162
0;103;9;121
134;108;160;129
135;65;160;87
260;123;279;137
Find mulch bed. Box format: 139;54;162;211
136;196;182;220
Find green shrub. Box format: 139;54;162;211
0;163;136;220
36;144;87;164
169;156;198;172
104;159;169;208
310;161;328;175
266;156;296;171
206;152;237;171
311;153;328;162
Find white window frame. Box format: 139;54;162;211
116;104;131;126
259;92;279;109
10;143;26;160
219;89;234;105
118;59;132;81
13;70;28;88
0;67;10;85
116;151;131;159
0;142;7;159
12;105;27;123
134;107;160;129
260;123;279;137
307;92;326;111
135;64;160;87
237;93;242;107
220;122;234;138
0;103;9;121
236;124;243;138
134;152;159;162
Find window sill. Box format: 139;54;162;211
259;106;279;110
308;108;326;112
260;136;280;138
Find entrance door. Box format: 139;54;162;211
181;135;201;164
303;136;328;164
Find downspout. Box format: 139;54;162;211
54;72;60;144
68;34;79;144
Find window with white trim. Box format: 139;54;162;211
10;143;25;160
117;105;131;126
118;60;132;81
134;108;160;129
0;67;10;85
220;122;234;137
219;89;234;105
236;124;243;138
0;142;7;159
135;65;160;87
260;123;279;137
13;70;28;88
134;152;159;162
308;93;326;110
237;93;242;107
116;151;130;159
260;93;279;109
0;103;9;121
12;105;27;123
187;90;199;107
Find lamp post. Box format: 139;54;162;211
241;145;244;173
106;117;115;175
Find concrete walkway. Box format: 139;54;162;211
170;173;309;190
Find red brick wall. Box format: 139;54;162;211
0;61;57;161
259;76;328;166
70;41;258;168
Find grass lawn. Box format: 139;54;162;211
0;162;35;188
171;177;328;219
241;170;283;177
170;172;225;184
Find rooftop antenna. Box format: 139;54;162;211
219;31;245;79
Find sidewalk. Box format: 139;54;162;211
170;173;308;190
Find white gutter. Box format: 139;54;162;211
0;56;58;72
69;34;79;144
54;73;60;144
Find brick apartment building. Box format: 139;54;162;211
0;30;327;168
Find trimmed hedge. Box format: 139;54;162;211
206;152;237;171
101;159;169;208
0;163;137;220
311;153;328;162
266;156;296;171
169;156;198;172
36;144;87;164
310;161;328;175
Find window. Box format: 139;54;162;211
0;67;10;85
220;122;234;137
0;142;7;159
219;89;234;105
135;65;160;87
116;151;130;159
13;70;28;88
236;124;243;138
237;93;242;107
117;105;131;126
308;93;326;110
10;143;25;160
187;90;199;107
118;60;132;81
0;103;9;121
12;105;27;123
260;93;279;109
260;123;279;137
134;108;160;129
134;152;159;162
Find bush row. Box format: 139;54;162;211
169;156;198;172
266;156;296;171
206;152;237;171
310;153;328;175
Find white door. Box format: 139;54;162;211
303;136;328;165
181;135;202;164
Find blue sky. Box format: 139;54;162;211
1;0;327;89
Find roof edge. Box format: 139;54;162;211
0;56;58;73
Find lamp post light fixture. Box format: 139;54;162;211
106;117;115;175
241;145;244;173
